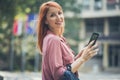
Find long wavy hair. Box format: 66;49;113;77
37;1;64;53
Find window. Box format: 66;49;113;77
107;0;116;10
82;0;90;11
109;17;120;35
109;45;120;67
85;18;104;36
94;0;103;10
119;0;120;9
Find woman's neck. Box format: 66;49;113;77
49;28;62;37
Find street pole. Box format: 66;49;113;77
10;35;14;71
34;51;39;72
21;21;26;72
21;34;27;72
21;43;26;72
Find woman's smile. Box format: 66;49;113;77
55;21;63;25
45;7;65;29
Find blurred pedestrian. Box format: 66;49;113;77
36;1;99;80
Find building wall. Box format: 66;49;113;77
78;0;120;71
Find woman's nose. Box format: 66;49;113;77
56;15;61;20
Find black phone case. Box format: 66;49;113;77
88;33;99;46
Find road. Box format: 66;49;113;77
0;71;120;80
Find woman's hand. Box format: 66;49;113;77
79;41;99;62
71;41;99;73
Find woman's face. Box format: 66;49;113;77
45;7;65;31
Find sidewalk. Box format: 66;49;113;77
0;71;120;80
0;71;42;80
79;72;120;80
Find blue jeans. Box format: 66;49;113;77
60;70;80;80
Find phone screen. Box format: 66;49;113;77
88;33;99;46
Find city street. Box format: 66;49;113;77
1;0;120;80
0;71;120;80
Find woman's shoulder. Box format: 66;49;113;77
44;34;61;43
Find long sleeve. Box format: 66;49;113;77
42;31;75;80
47;37;66;80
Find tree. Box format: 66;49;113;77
0;0;16;70
55;0;81;13
0;0;81;71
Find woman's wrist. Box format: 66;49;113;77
71;57;85;73
78;57;85;64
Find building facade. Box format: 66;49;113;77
78;0;120;71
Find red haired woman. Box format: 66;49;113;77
37;1;99;80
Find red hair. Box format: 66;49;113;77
37;1;63;53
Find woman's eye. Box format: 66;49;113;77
50;14;55;17
58;11;62;15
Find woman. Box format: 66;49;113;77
37;1;99;80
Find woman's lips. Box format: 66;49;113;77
55;22;63;25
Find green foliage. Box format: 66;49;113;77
15;0;49;14
64;18;81;54
0;0;16;70
0;0;81;71
0;0;50;71
55;0;81;13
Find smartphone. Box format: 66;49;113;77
87;33;99;46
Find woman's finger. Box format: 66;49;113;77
90;43;98;51
89;49;99;56
93;42;98;48
87;41;94;48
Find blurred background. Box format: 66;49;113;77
0;0;120;80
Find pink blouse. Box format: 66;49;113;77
42;30;75;80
